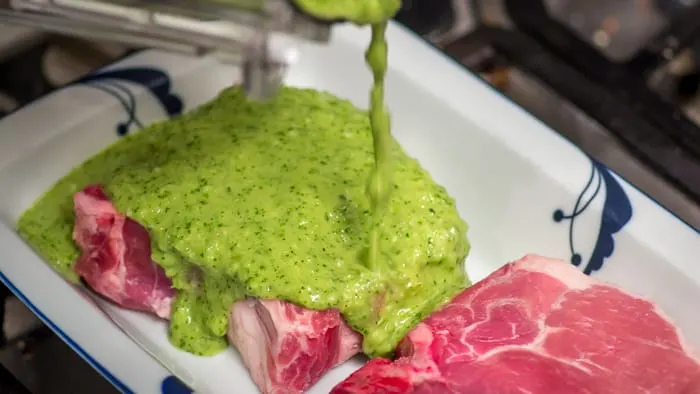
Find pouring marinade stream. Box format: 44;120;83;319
16;0;471;360
293;1;395;271
365;21;392;271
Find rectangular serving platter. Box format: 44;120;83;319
0;21;697;393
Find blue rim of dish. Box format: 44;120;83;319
0;266;193;393
1;19;698;394
0;272;134;393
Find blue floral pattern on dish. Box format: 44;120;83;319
75;65;190;392
553;158;633;275
161;375;193;394
73;67;184;135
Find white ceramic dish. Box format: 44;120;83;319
0;21;698;394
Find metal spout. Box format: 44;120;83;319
0;0;333;100
242;32;287;100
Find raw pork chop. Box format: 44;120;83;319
229;299;362;394
332;254;700;394
73;185;176;318
73;185;362;393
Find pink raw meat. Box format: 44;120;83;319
229;298;362;394
332;254;700;394
72;185;362;393
73;184;176;318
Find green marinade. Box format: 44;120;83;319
292;0;401;24
17;0;472;358
293;0;401;272
17;87;469;357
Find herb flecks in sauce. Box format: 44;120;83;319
17;0;471;359
292;0;398;272
17;87;470;357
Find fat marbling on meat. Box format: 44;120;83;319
229;299;361;393
72;185;361;394
73;185;176;318
332;254;700;394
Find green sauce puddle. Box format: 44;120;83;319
16;0;471;359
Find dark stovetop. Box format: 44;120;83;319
499;0;700;205
397;0;700;228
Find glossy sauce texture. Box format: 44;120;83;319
18;0;472;360
18;87;470;357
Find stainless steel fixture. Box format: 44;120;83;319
0;0;333;99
